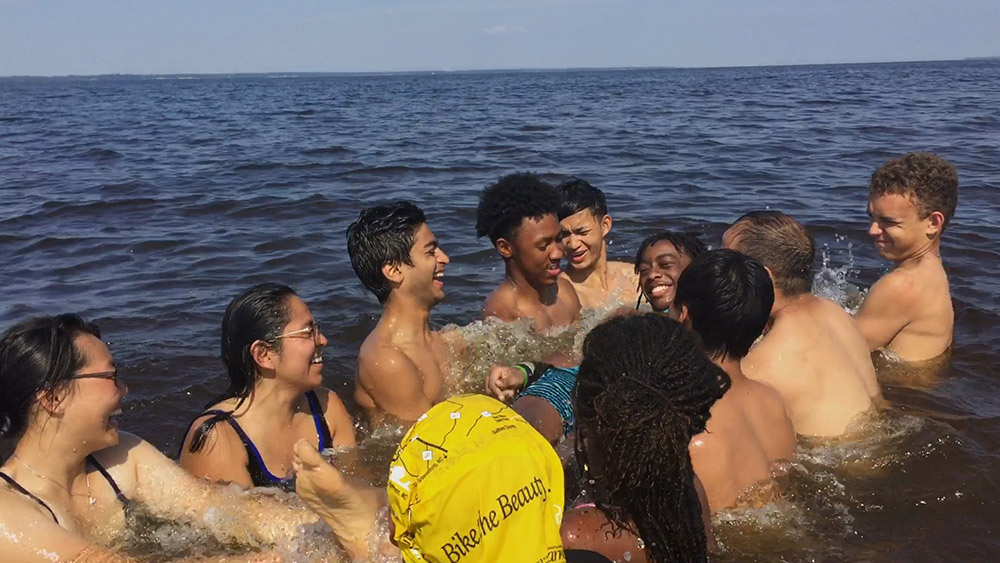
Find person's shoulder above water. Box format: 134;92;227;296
562;506;649;563
355;333;436;423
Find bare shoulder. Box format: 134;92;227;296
867;268;922;306
608;260;638;283
750;380;790;421
483;282;519;320
314;386;349;414
358;340;418;381
556;276;582;308
561;507;644;562
0;486;96;562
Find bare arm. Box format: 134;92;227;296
854;273;916;351
127;435;320;547
357;347;433;422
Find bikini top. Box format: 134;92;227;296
196;390;333;491
0;455;133;526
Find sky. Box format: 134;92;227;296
2;0;999;76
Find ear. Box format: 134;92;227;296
496;238;514;259
250;340;277;372
381;262;404;285
926;211;945;236
762;265;776;283
676;304;691;325
600;214;613;238
35;388;68;417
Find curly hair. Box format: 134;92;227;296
870;152;959;230
574;313;730;563
475;173;559;244
633;231;708;275
347;202;427;303
725;211;814;295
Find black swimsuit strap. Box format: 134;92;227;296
0;471;60;525
85;455;131;511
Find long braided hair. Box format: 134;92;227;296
574;313;730;563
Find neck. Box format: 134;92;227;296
504;263;553;302
380;292;433;339
241;376;308;422
566;245;609;289
9;424;90;489
713;354;748;385
897;238;941;269
770;288;811;320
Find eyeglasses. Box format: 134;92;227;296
268;322;323;344
71;369;120;387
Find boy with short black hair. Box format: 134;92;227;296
556;178;637;309
857;152;959;361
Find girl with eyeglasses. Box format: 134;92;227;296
179;283;356;489
0;314;335;561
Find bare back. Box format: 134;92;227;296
689;375;794;512
744;294;879;437
354;323;450;424
855;256;953;361
483;277;581;331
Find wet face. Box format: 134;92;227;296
506;214;564;287
61;333;127;449
637;240;693;312
560;209;611;273
867;194;935;261
271;296;328;390
400;223;450;307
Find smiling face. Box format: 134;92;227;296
867;193;938;262
399;223;450;307
61;333;127;449
560;209;611;273
637;240;694;312
270;296;328;391
504;214;564;287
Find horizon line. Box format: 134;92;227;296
2;55;997;80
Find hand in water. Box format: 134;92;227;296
486;365;526;402
293;439;385;561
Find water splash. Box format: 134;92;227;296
813;237;866;313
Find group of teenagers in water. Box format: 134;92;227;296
0;151;959;562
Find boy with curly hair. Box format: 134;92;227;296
857;152;959;361
476;173;581;331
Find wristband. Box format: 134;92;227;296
514;363;532;389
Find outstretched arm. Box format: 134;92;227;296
854;273;916;351
127;435;320;547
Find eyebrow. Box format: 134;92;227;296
423;239;438;250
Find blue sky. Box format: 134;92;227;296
2;0;999;76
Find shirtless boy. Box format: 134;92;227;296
856;152;959;361
635;231;707;313
477;173;581;330
724;211;882;437
672;249;796;512
556;178;637;309
347;202;452;424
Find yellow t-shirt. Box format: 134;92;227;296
387;394;566;563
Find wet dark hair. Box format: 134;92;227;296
187;283;296;453
674;249;774;360
633;231;708;274
557;178;608;220
726;210;814;295
0;314;101;439
347;202;427;304
870;151;958;230
575;313;729;563
475;173;559;244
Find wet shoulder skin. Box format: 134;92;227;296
354;326;448;424
483;277;581;331
743;295;880;437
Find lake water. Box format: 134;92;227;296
1;60;998;561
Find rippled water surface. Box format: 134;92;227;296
1;61;999;561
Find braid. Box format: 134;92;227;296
575;313;730;563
